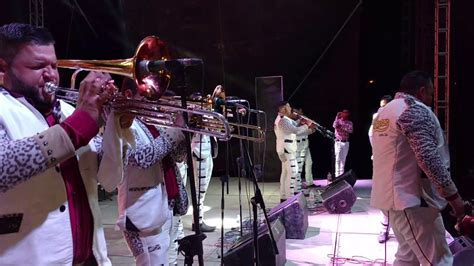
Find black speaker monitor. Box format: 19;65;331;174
223;217;286;266
332;169;357;187
321;180;356;214
268;192;308;239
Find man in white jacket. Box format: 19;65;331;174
274;101;314;202
370;71;466;265
293;108;315;190
99;78;185;265
0;23;113;265
368;94;393;244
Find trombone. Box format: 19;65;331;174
44;36;232;141
159;96;266;143
292;111;335;140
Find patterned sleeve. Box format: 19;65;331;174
126;134;173;169
397;101;458;198
279;117;309;135
0;124;48;193
170;140;187;163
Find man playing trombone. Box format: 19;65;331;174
98;78;185;265
0;23;113;265
274;101;315;202
292;108;316;190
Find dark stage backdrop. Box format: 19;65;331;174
1;0;472;194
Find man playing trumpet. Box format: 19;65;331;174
274;101;315;202
97;79;185;265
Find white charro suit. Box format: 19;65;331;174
274;113;311;199
0;90;110;265
371;92;457;265
191;133;214;224
296;126;314;190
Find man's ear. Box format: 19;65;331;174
416;86;426;99
0;59;7;86
0;59;7;74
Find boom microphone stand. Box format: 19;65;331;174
233;103;275;266
164;61;205;266
218;101;231;265
243;134;278;265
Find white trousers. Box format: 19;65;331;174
168;215;184;265
168;162;187;265
279;152;298;200
295;146;304;193
123;209;173;266
302;147;313;183
296;146;314;190
334;141;350;177
384;207;453;266
192;155;213;224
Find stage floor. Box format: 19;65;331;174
100;178;399;265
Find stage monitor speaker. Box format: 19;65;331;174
321;180;356;214
449;236;474;265
332;169;357;187
268;192;308;239
254;76;283;182
223;217;286;266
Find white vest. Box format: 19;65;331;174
115;121;170;235
0;93;111;265
370;97;448;211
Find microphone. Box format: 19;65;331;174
138;58;203;74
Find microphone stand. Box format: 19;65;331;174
236;110;246;238
169;62;206;266
234;104;276;266
243;137;278;265
219;102;230;265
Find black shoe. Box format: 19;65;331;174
200;222;216;232
378;231;389;243
280;199;286;203
192;222;216;232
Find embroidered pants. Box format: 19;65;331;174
168;162;187;265
123;209;173;266
304;148;313;183
279;152;298;199
192;155;213;224
297;145;314;187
